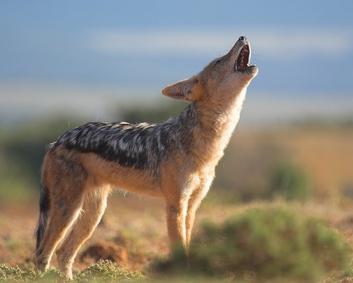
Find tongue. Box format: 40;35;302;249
236;45;250;71
239;56;247;69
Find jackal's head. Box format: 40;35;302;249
162;36;258;102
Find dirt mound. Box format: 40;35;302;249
80;241;128;266
0;243;7;261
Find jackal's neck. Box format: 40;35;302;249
197;88;246;131
187;88;247;163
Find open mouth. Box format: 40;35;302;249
234;44;250;72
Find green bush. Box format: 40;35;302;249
268;162;311;201
161;207;351;281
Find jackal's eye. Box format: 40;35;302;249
215;59;222;65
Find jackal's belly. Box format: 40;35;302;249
80;152;163;197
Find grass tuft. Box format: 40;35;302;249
0;261;143;283
0;264;39;282
76;260;144;282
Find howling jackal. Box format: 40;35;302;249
35;36;258;278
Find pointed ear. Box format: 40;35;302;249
162;76;203;101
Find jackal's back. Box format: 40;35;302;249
53;106;196;173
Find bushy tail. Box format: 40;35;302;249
35;183;50;254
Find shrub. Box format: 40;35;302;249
161;207;351;281
268;162;311;201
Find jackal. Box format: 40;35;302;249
35;36;258;278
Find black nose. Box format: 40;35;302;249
239;36;246;41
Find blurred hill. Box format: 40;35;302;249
0;103;352;203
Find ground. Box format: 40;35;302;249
2;193;353;279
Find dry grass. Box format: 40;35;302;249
216;126;353;200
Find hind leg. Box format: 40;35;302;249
56;189;109;279
36;188;84;272
36;154;88;272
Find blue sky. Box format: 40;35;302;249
0;0;353;123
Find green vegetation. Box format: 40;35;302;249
0;261;143;282
268;162;311;201
0;264;38;282
160;207;351;281
0;117;83;199
76;260;143;282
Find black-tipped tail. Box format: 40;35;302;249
35;184;50;254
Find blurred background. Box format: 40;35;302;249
0;0;352;202
0;1;353;280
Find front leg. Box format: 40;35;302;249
185;175;214;249
161;163;207;253
165;198;188;251
161;162;192;253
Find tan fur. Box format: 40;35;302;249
35;38;258;279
